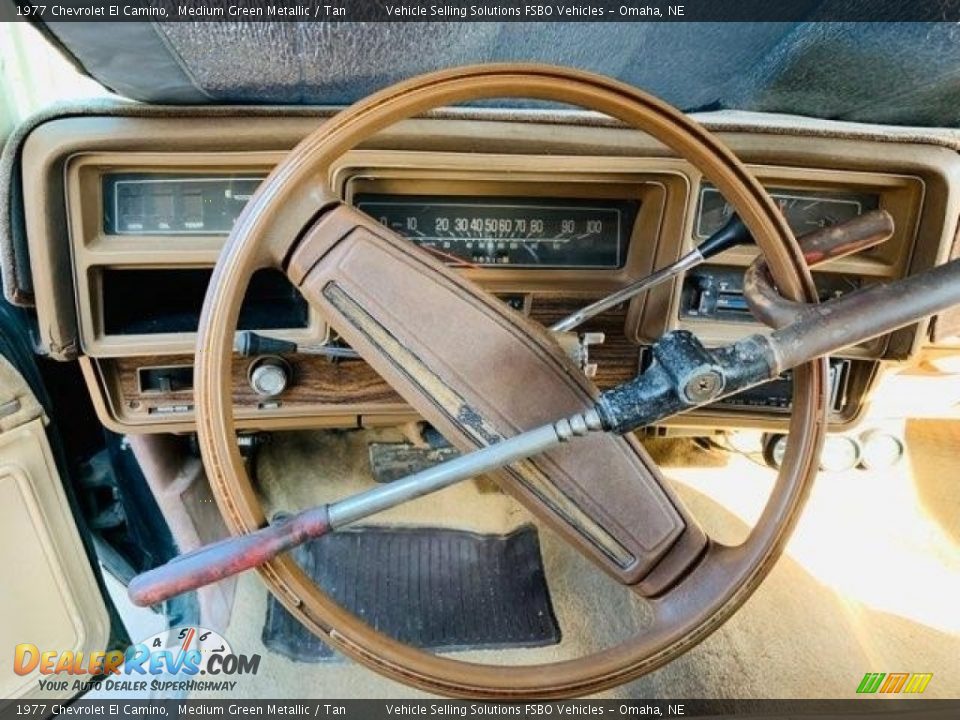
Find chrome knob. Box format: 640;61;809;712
248;357;290;397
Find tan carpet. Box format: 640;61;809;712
197;421;960;699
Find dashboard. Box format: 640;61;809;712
14;111;960;434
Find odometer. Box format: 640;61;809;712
355;194;639;268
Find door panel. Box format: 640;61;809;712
0;355;110;700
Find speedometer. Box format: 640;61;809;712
696;186;880;239
355;194;639;268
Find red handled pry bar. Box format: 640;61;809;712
128;209;960;608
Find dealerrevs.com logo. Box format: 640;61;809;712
857;672;933;695
14;627;260;694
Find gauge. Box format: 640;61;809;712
696;186;880;239
103;173;267;235
355;194;639;268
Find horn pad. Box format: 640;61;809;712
287;203;706;591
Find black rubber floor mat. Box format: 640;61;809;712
262;524;561;661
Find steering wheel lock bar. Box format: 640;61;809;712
127;209;960;608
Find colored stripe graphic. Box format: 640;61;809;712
903;673;934;694
857;672;932;694
880;673;909;693
857;673;885;694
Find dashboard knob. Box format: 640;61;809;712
248;357;290;397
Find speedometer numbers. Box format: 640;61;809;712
356;195;639;268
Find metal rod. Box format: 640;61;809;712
128;212;957;607
550;249;703;332
549;213;753;333
767;256;960;374
329;409;602;527
127;409;602;606
743;210;895;329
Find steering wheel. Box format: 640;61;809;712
194;65;828;698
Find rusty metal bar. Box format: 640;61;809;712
744;209;895;329
128;409;603;607
767;256;960;374
126;210;960;608
128;506;331;607
597;254;960;433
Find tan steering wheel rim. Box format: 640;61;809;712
195;64;828;698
